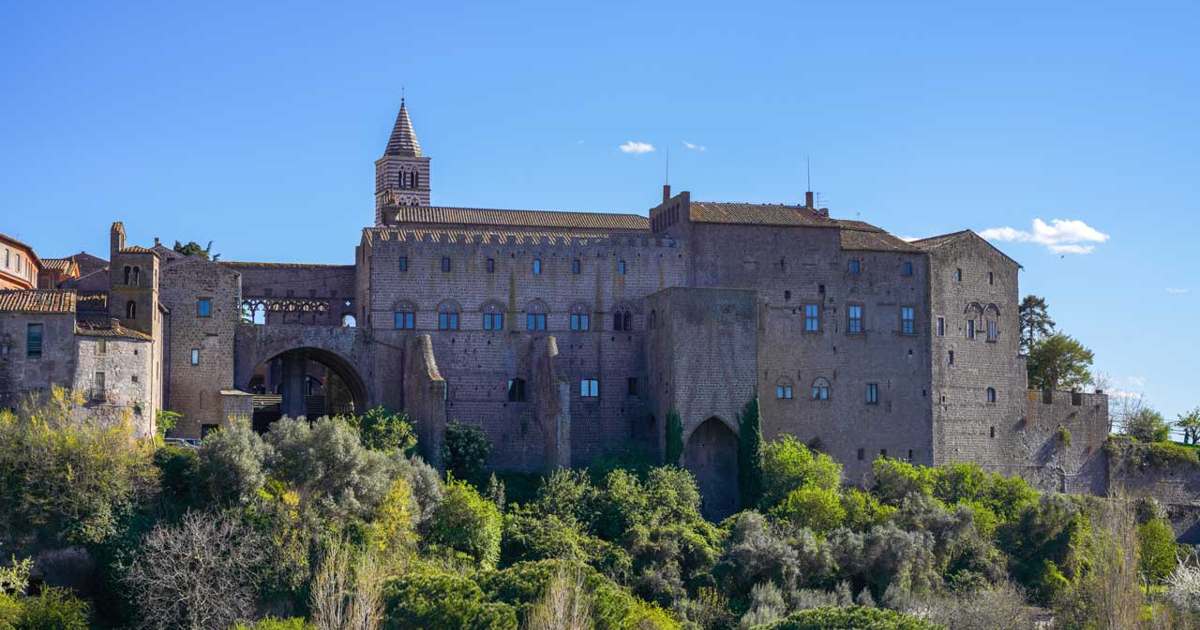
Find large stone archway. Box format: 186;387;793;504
247;346;369;421
684;416;740;520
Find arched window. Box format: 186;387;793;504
984;304;1001;342
341;314;357;328
569;303;591;331
775;378;795;400
811;377;831;401
482;301;505;331
612;305;633;331
123;265;131;285
132;266;141;287
526;300;547;331
393;300;416;330
986;387;997;403
648;309;657;329
437;301;461;330
532;258;542;275
412;172;419;189
507;378;526;402
125;300;137;319
965;303;983;340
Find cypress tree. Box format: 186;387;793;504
665;410;684;465
737;397;764;509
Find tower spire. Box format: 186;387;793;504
384;98;422;157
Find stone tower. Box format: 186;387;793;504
374;99;431;225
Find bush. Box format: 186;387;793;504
759;436;841;510
347;406;417;455
899;583;1033;630
442;421;492;485
840;488;896;531
233;618;312;630
756;605;943;630
426;479;502;568
367;476;418;563
383;571;517;629
872;458;935;507
197;417;270;506
714;512;804;602
7;587;91;630
770;486;846;534
1126;407;1171;443
1138;517;1178;584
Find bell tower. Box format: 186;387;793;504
374;98;431;225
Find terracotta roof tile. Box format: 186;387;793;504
688;201;838;227
118;246;157;255
40;258;77;273
365;227;643;247
220;262;355;270
0;290;76;313
75;291;109;314
75;318;152;341
389;206;648;231
839;227;923;253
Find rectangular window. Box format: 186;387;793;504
848;259;861;274
627;377;638;396
93;371;105;398
936;317;945;337
866;383;879;405
398;256;408;272
26;323;42;358
987;320;999;342
847;304;863;334
527;313;547;331
900;306;915;335
804;304;820;332
857;448;865;461
190;349;200;366
394;311;415;330
880;448;888;458
988;271;995;285
486;258;495;273
507;379;526;402
580;379;599;398
776;385;794;399
902;261;913;276
570;313;590;331
955;268;963;282
572;259;581;274
532;258;542;275
441;257;451;273
438;312;459;330
617;260;627;275
967;319;976;339
948;350;955;365
483;312;504;331
97;339;107;355
197;298;212;318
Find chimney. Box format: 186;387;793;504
109;222;126;259
805;191;814;209
662;184;672;203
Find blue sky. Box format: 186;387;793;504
2;1;1196;419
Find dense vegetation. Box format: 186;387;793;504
2;388;1200;629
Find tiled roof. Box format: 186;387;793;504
220;261;355;270
839;226;923;253
688;201;838;227
75;318;152;341
119;246;157;255
0;289;76;313
389;206;649;231
41;258;80;275
384;100;422;157
75;291;109;314
365;227;638;247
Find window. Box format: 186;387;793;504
948;350;955;365
648;310;657;329
3;249;7;267
26;323;43;358
848;259;861;274
398;256;408;272
197;298;212;318
866;383;879;405
955;268;963;282
93;371;105;399
123;265;131;285
441;257;451;273
580;379;599;398
126;301;137;319
394;310;415;330
97;339;107;355
526;302;548;331
857;448;865;461
900;306;915;335
572;258;581;274
990;426;996;438
132;267;140;286
131;374;138;384
967;319;976;340
190;349;200;366
988;272;995;285
613;307;632;331
811;377;831;401
507;378;526;402
907;449;914;462
804;304;820;332
987;319;999;342
437;303;460;330
880;449;888;458
987;387;997;403
776;384;794;399
532;258;542;275
937;317;945;337
847;304;863;334
486;258;495;273
902;261;913;276
617;260;627;275
627;377;638;396
570;312;590;331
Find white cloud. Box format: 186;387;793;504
978;218;1110;255
1167;287;1190;295
683;140;706;152
618;141;654;154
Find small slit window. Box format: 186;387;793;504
532;258;542;275
987;387;997;403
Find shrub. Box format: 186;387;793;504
347;406;417;455
426;479;502;568
1126;407;1170;443
1138;517;1179;584
367;476;418;563
442;421;492;484
1167;562;1200;614
900;583;1033;630
841;488;896;531
759;436;841;510
382;571;517;629
501;504;592;567
739;581;788;629
770;486;846;534
11;587;91;630
714;512;803;602
757;605;944;630
872;458;935;507
197;418;270;506
395;455;443;529
997;493;1089;604
153;444;201;515
233;618;312;630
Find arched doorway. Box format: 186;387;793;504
245;347;368;432
684;417;740;520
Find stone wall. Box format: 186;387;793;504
226;262;357;327
71;335;156;437
0;312;77;408
1106;438;1200;542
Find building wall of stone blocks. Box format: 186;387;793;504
0;312;77;407
1008;390;1110;495
71;335;156;437
925;233;1030;469
160;258;243;437
230;263;357;327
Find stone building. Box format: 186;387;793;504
1;100;1109;517
1;233;40;290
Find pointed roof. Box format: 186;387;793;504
384;99;422;157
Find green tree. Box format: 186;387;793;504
172;240;216;260
1137;517;1178;584
759;436;842;509
349;406;418;454
737;397;764;510
1125;407;1170;443
769;485;846;534
442;421;492;485
426;479;503;568
665;410;683;466
383;571;517;629
1018;295;1055;354
1027;333;1094;391
1177;407;1200;445
197;418;271;506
